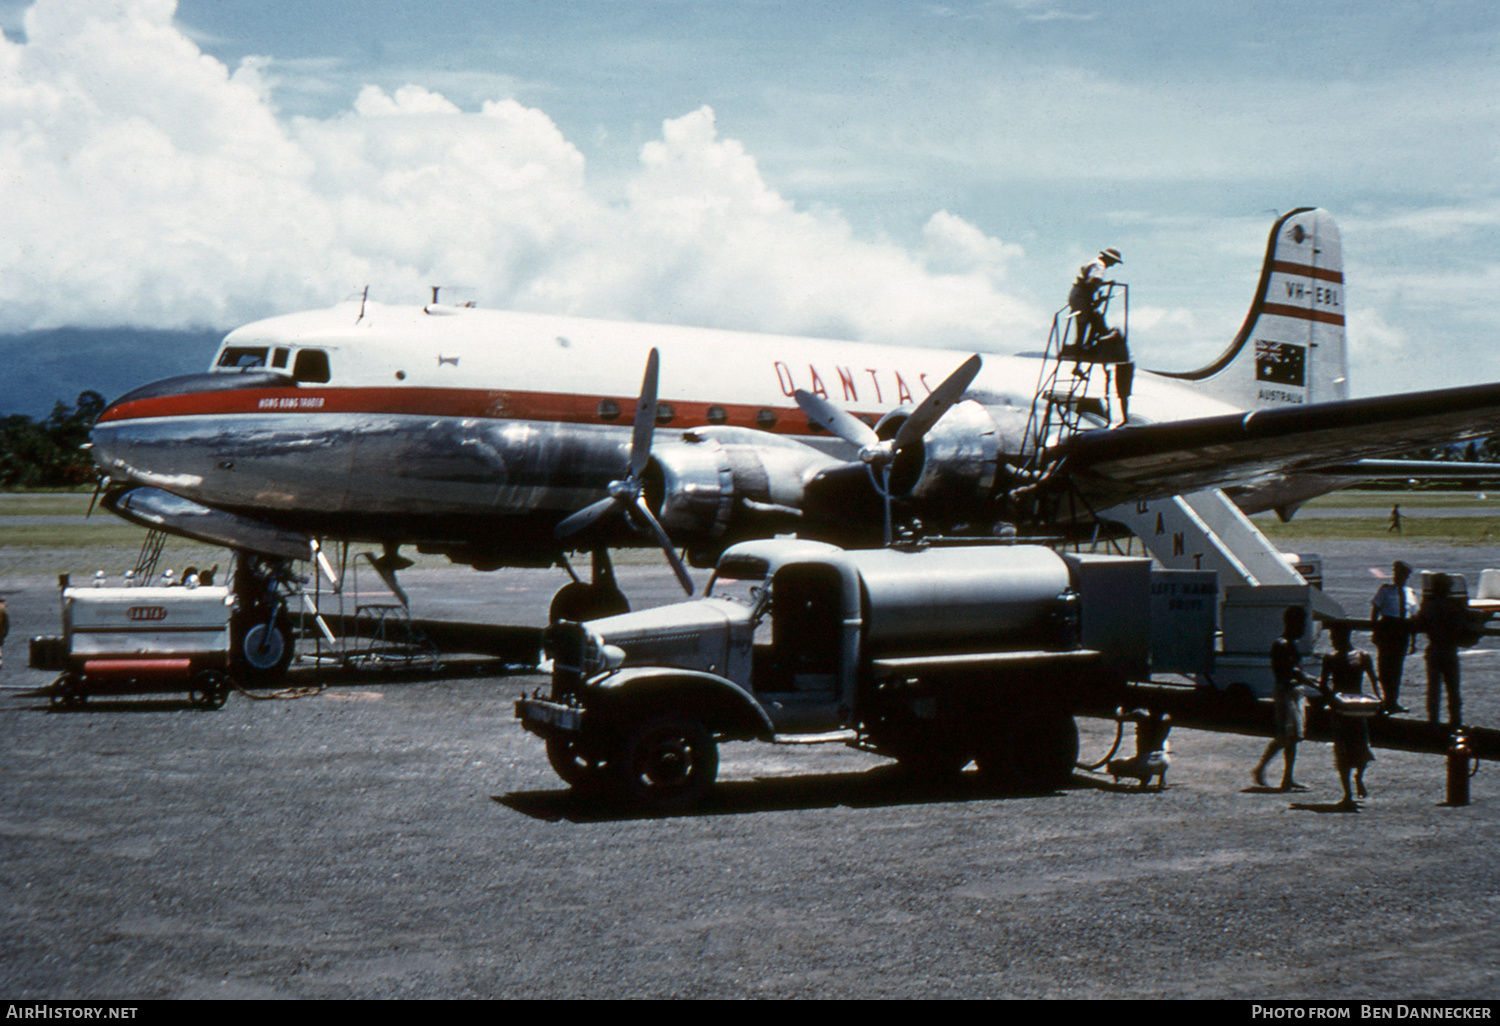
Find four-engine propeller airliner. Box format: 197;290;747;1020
88;207;1500;669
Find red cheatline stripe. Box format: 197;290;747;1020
98;385;830;435
1270;260;1343;283
1261;302;1345;326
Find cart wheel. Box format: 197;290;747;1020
50;674;86;710
189;670;231;711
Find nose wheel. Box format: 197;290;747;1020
234;617;293;680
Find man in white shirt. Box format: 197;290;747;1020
1068;247;1123;351
1370;560;1417;714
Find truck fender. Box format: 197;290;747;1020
592;666;776;742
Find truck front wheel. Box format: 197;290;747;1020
613;713;719;813
974;710;1078;792
547;735;611;792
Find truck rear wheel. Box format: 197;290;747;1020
974;710;1078;792
885;737;972;781
613;713;718;813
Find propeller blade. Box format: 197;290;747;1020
794;389;879;448
554;495;620;541
630;348;660;480
630;497;695;595
893;354;982;451
557;348;664;542
554;347;691;594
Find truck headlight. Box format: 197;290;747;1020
544;622;626;688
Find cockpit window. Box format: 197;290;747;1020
216;347;269;369
292;349;331;383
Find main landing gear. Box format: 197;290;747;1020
230;551;295;681
550;548;631;623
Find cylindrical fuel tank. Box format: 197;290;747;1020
843;544;1075;654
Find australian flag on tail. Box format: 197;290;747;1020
1255;340;1306;387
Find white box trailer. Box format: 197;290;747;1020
36;579;236;709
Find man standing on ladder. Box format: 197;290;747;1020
1069;247;1123;349
1066;247;1134;425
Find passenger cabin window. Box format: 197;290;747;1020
292;349;331;383
216;347;269;369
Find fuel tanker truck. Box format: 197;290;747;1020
518;539;1156;811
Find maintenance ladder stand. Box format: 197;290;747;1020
1013;283;1129;532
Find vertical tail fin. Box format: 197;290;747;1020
1154;207;1348;409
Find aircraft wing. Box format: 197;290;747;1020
1054;381;1500;508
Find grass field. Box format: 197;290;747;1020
3;489;1499;579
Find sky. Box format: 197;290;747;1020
0;0;1496;414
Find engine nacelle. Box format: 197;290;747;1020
875;399;1025;516
645;429;842;558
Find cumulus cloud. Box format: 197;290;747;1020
0;0;1042;352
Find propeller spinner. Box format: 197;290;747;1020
795;354;982;544
553;348;696;595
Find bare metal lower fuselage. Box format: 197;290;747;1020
91;372;858;566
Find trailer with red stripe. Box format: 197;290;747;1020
34;579;237;709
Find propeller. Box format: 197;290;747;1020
554;348;695;595
795;354;982;544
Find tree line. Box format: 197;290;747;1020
0;391;107;489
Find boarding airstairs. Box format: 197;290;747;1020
1100;489;1306;588
1099;489;1345;696
300;542;440;671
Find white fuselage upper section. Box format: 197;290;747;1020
216;300;1242;431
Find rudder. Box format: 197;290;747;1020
1155;207;1348;410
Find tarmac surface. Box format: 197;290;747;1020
2;537;1499;1000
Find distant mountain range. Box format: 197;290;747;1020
0;327;225;418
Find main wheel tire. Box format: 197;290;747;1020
546;735;611;792
189;670;231;711
974;710;1079;792
549;582;631;623
235;620;293;681
613;713;718;813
